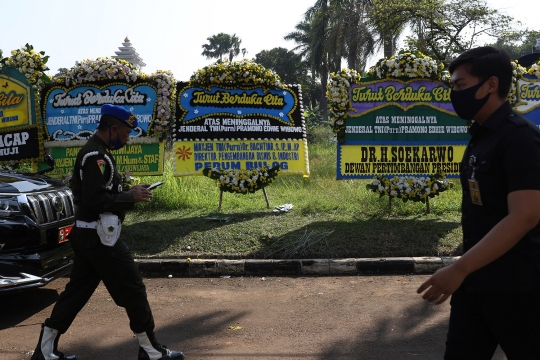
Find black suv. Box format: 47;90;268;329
0;166;75;294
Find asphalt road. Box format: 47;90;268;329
1;275;507;360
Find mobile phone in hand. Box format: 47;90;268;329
148;181;164;190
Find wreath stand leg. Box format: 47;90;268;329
388;196;392;214
263;187;270;209
218;190;223;212
426;197;430;214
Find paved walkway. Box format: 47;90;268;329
1;274;508;360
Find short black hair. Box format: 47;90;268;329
448;46;512;99
97;114;125;131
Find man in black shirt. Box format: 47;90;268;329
417;47;540;359
31;104;185;360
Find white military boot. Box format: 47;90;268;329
136;331;184;360
31;324;76;360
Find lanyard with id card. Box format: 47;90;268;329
468;155;482;206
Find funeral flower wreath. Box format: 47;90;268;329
203;166;280;194
366;174;453;202
192;60;284;195
52;57;175;138
327;50;531;131
327;51;449;133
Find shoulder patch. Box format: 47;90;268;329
96;159;107;174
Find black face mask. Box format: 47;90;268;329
450;79;490;120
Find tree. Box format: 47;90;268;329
368;0;440;58
53;67;69;79
285;1;333;121
485;30;540;60
254;47;308;85
284;20;315;74
325;0;376;72
401;0;515;64
286;0;377;120
254;47;319;106
201;33;243;62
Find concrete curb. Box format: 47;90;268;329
135;256;460;277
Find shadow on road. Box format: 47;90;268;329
316;300;507;360
0;288;59;330
66;310;249;359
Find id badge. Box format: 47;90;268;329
468;179;482;206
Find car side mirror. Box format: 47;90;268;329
37;154;56;175
44;154;55;168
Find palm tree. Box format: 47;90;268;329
324;0;377;72
284;1;333;121
286;0;376;121
201;33;243;62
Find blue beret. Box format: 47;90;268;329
100;104;138;129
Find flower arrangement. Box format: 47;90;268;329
366;174;453;213
526;59;540;79
189;59;284;88
151;70;176;135
58;57;139;87
1;44;51;89
367;50;448;82
509;60;527;104
327;68;362;133
121;170;140;190
367;174;452;201
202;165;280;194
51;57;175;138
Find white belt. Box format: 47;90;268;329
76;220;98;229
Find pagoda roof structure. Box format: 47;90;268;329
112;36;146;69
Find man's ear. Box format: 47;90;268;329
487;76;499;94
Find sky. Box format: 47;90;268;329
2;0;539;81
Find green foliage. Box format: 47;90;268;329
0;162;33;173
254;47;308;85
304;103;325;129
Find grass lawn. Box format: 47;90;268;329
123;127;464;259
